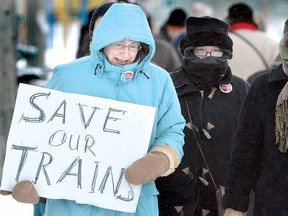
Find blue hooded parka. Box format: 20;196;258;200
44;3;185;216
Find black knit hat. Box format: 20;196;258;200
227;3;257;26
180;16;233;58
166;8;187;27
89;2;114;39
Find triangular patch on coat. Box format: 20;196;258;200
202;209;210;216
182;167;189;175
202;168;209;175
186;122;192;130
207;122;215;130
175;206;184;213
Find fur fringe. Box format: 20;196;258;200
275;99;288;152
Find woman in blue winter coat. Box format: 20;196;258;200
7;3;185;216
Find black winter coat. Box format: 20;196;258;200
156;70;249;212
223;64;288;216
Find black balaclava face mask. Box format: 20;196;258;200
181;47;232;90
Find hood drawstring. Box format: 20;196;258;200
94;63;101;75
140;70;150;79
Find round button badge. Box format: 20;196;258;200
121;71;134;81
219;83;233;93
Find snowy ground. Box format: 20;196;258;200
0;195;33;215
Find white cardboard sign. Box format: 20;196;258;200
1;83;156;213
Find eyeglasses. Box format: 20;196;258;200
110;42;142;52
194;48;223;58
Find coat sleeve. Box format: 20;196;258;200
151;74;185;174
223;81;263;212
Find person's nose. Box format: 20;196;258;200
120;47;130;56
205;51;212;57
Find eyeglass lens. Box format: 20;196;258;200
111;42;141;52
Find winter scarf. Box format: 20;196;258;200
275;21;288;152
180;56;232;90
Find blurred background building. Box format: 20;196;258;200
12;0;288;70
152;0;287;41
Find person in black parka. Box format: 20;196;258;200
155;16;250;216
223;19;288;216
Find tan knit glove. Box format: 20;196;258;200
124;151;170;185
11;180;40;204
224;208;246;216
